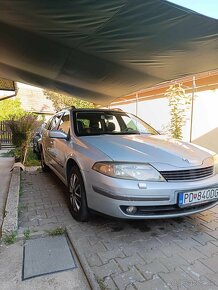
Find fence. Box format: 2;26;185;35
0;121;12;144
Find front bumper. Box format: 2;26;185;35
83;170;218;219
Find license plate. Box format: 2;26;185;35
178;188;218;207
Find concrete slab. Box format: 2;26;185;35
0;156;14;229
23;236;76;280
2;167;20;236
0;240;91;290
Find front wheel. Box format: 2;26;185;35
68;167;89;222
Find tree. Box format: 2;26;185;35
0;98;25;120
165;83;191;140
44;89;95;111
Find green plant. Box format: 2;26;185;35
97;278;108;290
47;227;66;236
0;148;22;159
24;229;30;240
0;98;25;121
7;114;39;164
44;89;95;111
165;83;191;140
25;148;41;166
3;231;17;245
18;204;26;216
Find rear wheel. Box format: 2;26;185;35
68;167;89;222
40;148;50;172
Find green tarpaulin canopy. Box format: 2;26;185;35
0;0;217;105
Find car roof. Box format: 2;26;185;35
57;108;124;114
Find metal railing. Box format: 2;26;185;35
0;121;12;144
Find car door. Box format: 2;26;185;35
52;111;71;178
44;113;63;167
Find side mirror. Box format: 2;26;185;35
49;130;68;140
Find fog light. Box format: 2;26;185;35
126;206;137;215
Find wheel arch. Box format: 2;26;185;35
66;158;81;183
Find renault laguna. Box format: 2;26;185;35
40;108;218;221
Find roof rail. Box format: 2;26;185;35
56;105;76;113
112;108;123;112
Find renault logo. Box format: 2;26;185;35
182;158;190;164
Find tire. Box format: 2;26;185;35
68;167;89;222
40;148;50;172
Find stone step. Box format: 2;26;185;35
0;143;15;150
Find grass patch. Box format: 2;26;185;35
1;147;40;166
47;227;66;236
97;278;108;290
25;149;40;166
3;231;17;245
19;180;24;197
24;229;30;240
18;204;26;217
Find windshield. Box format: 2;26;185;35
74;111;158;136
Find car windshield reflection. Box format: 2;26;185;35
74;111;158;136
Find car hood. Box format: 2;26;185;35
82;134;214;169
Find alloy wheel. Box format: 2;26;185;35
69;173;82;212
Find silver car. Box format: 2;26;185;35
40;108;218;221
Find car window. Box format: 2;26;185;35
120;114;157;134
49;114;63;131
74;111;158;136
38;122;46;134
44;118;52;130
58;112;70;134
104;115;121;132
121;116;137;131
77;118;90;128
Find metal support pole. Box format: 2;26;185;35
136;93;138;116
189;76;196;142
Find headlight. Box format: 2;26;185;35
213;155;218;174
92;162;165;181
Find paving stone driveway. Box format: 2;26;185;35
19;169;218;290
19;169;73;232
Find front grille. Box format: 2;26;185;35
160;166;214;181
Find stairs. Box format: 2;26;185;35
0;143;15;150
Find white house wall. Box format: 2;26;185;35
111;89;218;153
111;98;170;133
191;89;218;153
